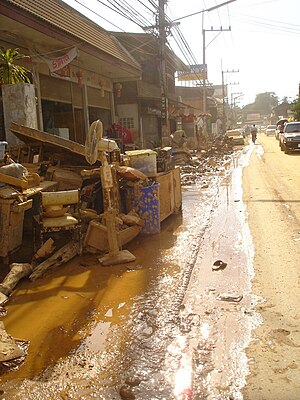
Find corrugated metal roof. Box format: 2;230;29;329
3;0;140;70
113;32;188;72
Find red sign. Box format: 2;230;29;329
51;65;71;80
46;47;77;72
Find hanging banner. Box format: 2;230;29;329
45;47;77;72
50;65;71;80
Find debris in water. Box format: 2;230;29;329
0;321;27;363
127;264;143;271
217;293;243;303
105;308;113;317
212;260;227;271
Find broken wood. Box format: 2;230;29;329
0;263;33;296
0;321;25;362
81;168;100;177
29;241;79;281
32;238;55;265
10;122;87;159
0;293;8;306
0;171;28;189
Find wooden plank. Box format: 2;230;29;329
0;172;28;189
10;122;86;158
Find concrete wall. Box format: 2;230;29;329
2;83;38;146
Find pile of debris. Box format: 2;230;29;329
178;137;235;186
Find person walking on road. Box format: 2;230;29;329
250;124;258;144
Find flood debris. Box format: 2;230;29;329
212;260;228;271
31;238;55;265
29;241;79;281
0;293;8;307
217;293;243;303
127;264;144;271
0;263;33;296
0;321;26;363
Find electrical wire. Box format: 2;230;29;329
220;10;300;35
73;0;125;31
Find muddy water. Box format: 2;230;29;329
0;147;260;399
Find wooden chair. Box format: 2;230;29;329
33;189;81;252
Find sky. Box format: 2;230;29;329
62;0;300;106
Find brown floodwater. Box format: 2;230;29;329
0;146;261;399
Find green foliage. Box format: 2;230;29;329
0;48;31;85
291;96;300;120
254;92;278;114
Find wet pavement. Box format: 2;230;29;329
0;144;261;399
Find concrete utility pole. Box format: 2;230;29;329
172;0;237;115
221;69;239;129
202;27;231;114
158;0;169;142
231;92;243;108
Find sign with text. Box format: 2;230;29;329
246;113;261;121
45;47;77;72
177;64;207;81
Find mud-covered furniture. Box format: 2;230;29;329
151;167;182;222
33;189;81;251
0;192;32;262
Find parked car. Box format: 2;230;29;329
260;125;266;133
275;118;288;140
225;129;245;146
279;121;300;153
265;124;276;136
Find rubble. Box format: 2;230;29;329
177;138;235;186
29;241;80;281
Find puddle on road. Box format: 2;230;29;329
0;146;262;399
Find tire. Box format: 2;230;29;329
284;146;289;154
280;141;284;151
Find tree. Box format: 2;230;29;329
0;48;31;85
254;92;278;114
291;96;300;120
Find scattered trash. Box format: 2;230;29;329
0;321;27;363
217;293;243;303
212;260;228;271
29;241;79;281
0;263;32;296
105;308;113;317
127;265;143;271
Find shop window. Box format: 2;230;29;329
119;117;134;129
42;99;74;141
88;107;111;133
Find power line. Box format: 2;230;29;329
73;0;125;31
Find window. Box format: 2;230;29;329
119;117;134;129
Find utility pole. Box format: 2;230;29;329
231;92;243;108
221;69;239;130
203;27;231;114
158;0;169;143
172;0;237;115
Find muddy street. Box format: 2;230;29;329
0;134;300;399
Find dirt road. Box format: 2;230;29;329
242;134;300;399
